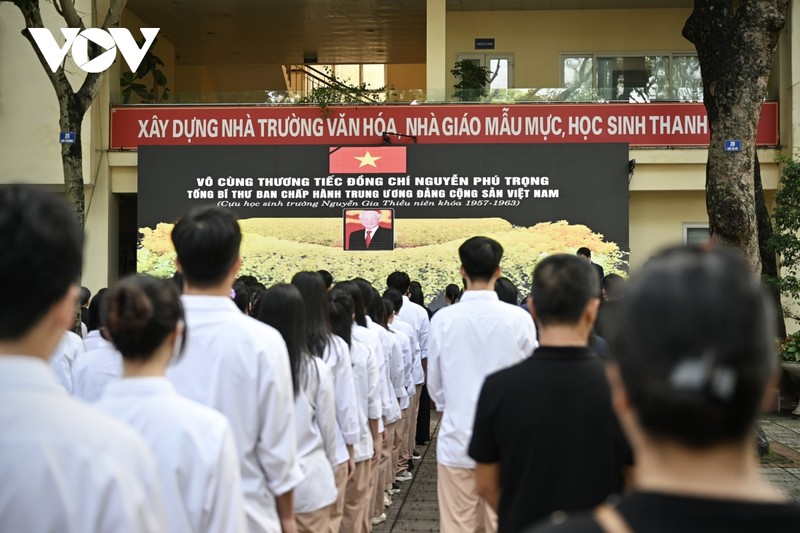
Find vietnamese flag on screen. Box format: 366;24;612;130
329;146;407;174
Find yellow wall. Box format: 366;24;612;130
174;64;286;94
387;64;427;90
446;8;694;89
0;1;95;185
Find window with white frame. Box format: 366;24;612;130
683;223;710;247
561;53;702;102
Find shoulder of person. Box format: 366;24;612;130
70;397;158;463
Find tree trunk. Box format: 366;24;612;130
683;0;789;275
61;97;86;228
754;151;787;338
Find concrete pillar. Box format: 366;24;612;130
426;0;446;101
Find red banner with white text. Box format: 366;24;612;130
110;102;779;149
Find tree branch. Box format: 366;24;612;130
58;0;85;30
100;0;127;30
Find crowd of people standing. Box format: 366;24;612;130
2;184;800;533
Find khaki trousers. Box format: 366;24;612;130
342;459;372;533
329;462;348;533
437;464;497;533
371;421;397;518
395;407;411;475
406;384;423;465
297;503;333;533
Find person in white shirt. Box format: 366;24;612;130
290;272;360;533
427;236;538;533
387;271;430;475
382;287;420;480
255;283;340;533
329;289;382;533
48;328;84;392
0;185;167;533
166;206;303;533
96;275;247;533
82;288;108;352
72;338;123;402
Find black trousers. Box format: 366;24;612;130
415;384;431;444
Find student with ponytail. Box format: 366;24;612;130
96;275;247;533
255;283;339;533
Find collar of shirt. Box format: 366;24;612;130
458;290;500;302
103;376;179;397
0;355;65;393
181;294;240;313
531;346;594;360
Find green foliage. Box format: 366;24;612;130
779;332;800;362
138;218;626;305
451;60;490;101
766;152;800;326
299;67;387;117
120;38;170;103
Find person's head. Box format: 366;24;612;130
335;280;367;327
232;282;251;313
494;277;519;305
254;283;308;395
529;254;600;335
387;271;411;295
104;275;185;370
576;247;592;260
317;269;333;290
171;206;242;290
367;287;388;329
170;271;184;295
601;273;625;302
609;246;775;451
445;284;461;305
291;271;333;358
459;236;503;286
359;210;382;230
236;275;259;288
328;289;355;347
383;298;396;324
79;287;91;308
408;281;425;307
353;278;375;313
383;288;404;315
0;185;82;356
87;288;108;332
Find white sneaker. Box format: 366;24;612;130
384;492;392;507
371;513;387;525
411;450;422;460
395;470;413;482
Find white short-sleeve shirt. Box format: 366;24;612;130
96;377;247;533
168;295;303;533
0;356;167;533
427;291;538;469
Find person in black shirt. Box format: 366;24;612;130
469;254;631;533
530;245;800;533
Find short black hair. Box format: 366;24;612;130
317;269;333;289
576;247;591;258
0;185;82;340
171;206;241;288
104;275;184;362
445;284;461;303
459;236;503;282
387;271;411;294
232;282;251;313
494;277;519;305
612;246;775;449
382;288;404;313
80;287;92;307
531;254;599;326
602;273;625;300
87;288;108;332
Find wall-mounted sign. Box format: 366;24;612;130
59;132;76;144
475;38;495;50
724;140;742;152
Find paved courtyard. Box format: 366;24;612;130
376;410;800;532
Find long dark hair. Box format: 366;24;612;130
368;287;389;329
329;289;354;347
291;271;333;358
104;275;184;362
254;283;308;395
336;281;367;328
